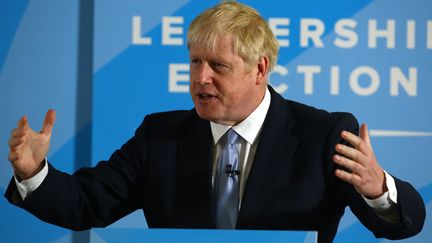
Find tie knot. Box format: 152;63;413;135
226;129;238;145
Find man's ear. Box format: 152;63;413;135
255;56;269;85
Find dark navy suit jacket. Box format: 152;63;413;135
5;86;425;242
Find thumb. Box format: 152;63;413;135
41;109;56;135
360;123;372;148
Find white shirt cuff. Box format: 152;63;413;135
14;158;49;200
363;170;397;211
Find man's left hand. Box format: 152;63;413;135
333;123;387;199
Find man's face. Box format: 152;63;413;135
189;36;265;126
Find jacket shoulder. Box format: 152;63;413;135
135;109;204;138
284;99;358;131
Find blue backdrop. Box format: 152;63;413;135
1;0;431;242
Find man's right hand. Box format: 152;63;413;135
8;109;56;181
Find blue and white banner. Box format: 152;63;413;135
1;0;431;242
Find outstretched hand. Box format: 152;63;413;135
333;123;387;199
8;109;56;180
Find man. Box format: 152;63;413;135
5;1;425;242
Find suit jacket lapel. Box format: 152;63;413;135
238;87;299;228
176;111;215;227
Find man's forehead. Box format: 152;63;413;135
189;35;235;56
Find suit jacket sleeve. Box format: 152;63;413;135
348;175;426;240
327;113;426;240
4;115;152;231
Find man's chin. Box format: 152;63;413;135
195;109;217;122
196;111;239;126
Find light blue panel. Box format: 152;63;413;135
0;0;81;242
91;228;316;243
0;0;81;183
0;0;30;70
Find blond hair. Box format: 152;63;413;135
187;1;279;72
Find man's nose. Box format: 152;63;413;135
195;63;213;85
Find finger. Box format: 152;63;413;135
11;128;25;138
8;151;19;162
8;137;24;148
335;144;363;162
17;115;29;130
335;169;362;186
341;130;370;155
341;130;362;148
41;109;56;135
360;123;372;148
333;154;364;173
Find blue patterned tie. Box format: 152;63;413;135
214;129;240;229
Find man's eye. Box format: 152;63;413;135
190;59;200;64
212;62;228;71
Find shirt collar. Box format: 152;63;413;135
210;87;271;145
